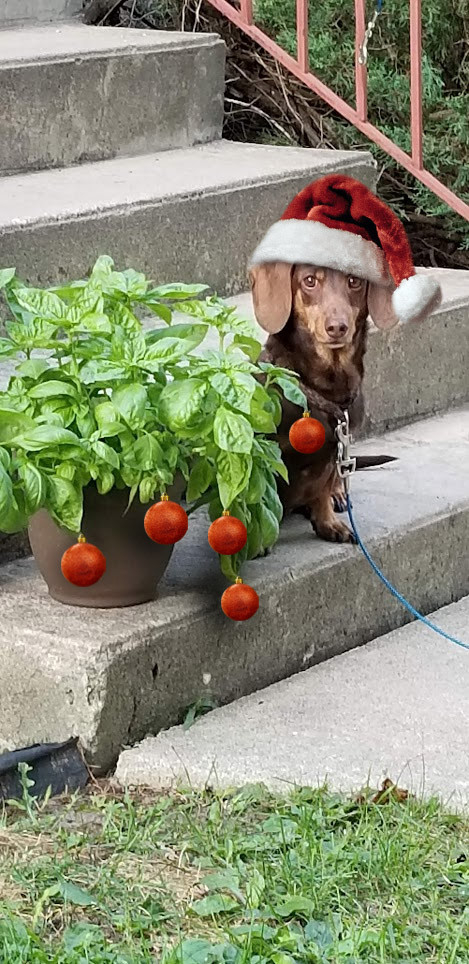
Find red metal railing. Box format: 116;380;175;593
205;0;469;221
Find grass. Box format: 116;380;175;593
0;776;467;962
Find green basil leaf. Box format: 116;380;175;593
0;338;18;358
15;288;65;320
245;463;267;504
159;379;208;430
7;318;59;349
48;477;83;533
76;411;96;438
231;334;262;363
76;313;112;335
143;301;172;323
0;447;11;470
112;383;147;426
126;434;164;471
56;462;76;482
274;375;307;409
137;477;155;504
93;400;116;427
214;407;254;454
80;360;126;385
249;397;277;434
12;425;80;451
186;459;214;502
263;478;284;523
211;371;256;415
90;255;114;277
29;380;77;400
90;440;120;470
246;514;263;560
0;410;36;444
0;465;15;531
19;463;46;514
146;283;209;301
0;268;15;289
216;452;252;509
93;421;128;439
96;471;114;496
258;503;280;548
16;359;50;378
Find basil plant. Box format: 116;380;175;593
0;257;306;578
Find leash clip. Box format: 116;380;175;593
336;410;356;494
358;9;380;65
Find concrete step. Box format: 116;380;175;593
0;24;224;174
0;141;376;290
0;407;468;771
115;595;469;808
0;0;81;24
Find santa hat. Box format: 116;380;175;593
249;174;442;331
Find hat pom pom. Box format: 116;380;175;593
392;273;442;324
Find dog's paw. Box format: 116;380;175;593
312;517;356;544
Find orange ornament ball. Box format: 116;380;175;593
61;537;106;587
144;497;188;545
208;513;247;555
221;579;259;621
289;413;326;454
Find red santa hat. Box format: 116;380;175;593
249;174;442;330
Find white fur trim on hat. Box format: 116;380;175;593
392;273;442;323
250;219;390;286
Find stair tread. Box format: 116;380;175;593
1;406;468;644
0;22;218;65
115;592;469;805
0;141;370;229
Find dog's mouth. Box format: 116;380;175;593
325;336;349;349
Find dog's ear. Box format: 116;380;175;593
367;282;400;330
249;262;292;333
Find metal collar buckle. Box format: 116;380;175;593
335;410;356;494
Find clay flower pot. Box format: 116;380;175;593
28;478;185;609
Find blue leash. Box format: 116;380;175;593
346;495;469;652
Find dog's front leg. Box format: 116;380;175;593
308;470;355;544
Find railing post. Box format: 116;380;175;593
410;0;423;169
240;0;253;25
354;0;367;122
296;0;309;73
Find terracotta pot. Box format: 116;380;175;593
28;479;185;609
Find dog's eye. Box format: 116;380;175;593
303;275;317;288
348;276;363;289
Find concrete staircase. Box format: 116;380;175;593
0;3;468;772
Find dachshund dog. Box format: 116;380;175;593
250;262;394;544
248;175;442;544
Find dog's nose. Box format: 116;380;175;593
326;319;348;338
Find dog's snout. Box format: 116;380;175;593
326;318;349;338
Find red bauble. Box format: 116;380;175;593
144;496;188;545
289;412;326;454
221;579;259;621
208;512;247;555
61;536;106;587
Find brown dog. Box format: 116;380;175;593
248;175;442;543
250;262;389;543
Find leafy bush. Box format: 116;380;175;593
0;257;305;577
254;0;468;235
